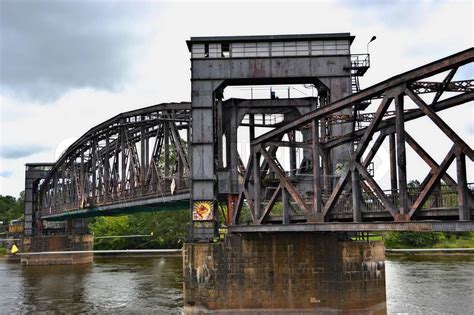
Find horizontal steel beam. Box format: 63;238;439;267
224;97;316;108
230;221;474;233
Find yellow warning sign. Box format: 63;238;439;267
193;201;214;221
11;244;19;254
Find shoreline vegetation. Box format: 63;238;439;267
1;229;474;256
1;191;473;256
382;231;474;249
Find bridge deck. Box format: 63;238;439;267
230;221;474;232
42;193;190;221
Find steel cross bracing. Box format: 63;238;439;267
32;48;473;232
231;48;474;230
38;102;191;220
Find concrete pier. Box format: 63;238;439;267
21;234;93;265
183;233;386;314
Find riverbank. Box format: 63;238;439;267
0;248;182;263
386;248;474;256
91;249;182;258
384;231;474;249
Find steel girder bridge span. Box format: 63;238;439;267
34;102;191;226
231;48;474;233
28;48;474;234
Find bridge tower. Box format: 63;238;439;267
187;33;363;240
24;163;55;236
184;33;388;313
184;34;473;313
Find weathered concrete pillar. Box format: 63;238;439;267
183;233;386;314
20;234;94;265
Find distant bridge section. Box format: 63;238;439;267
37;102;191;221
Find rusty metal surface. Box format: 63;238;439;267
28;35;473;234
230;221;474;233
233;47;473;229
36;102;191;221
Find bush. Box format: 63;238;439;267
384;232;439;248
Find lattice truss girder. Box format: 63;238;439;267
232;48;474;225
38;103;191;216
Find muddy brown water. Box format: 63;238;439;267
0;255;473;314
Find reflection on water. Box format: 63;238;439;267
386;255;474;315
1;255;473;314
0;257;183;314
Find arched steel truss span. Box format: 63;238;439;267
38;102;191;220
231;48;474;230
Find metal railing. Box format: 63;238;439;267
350;54;370;70
41;176;190;216
318;185;472;215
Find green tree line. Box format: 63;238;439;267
0;192;24;224
89;210;190;250
384;231;474;249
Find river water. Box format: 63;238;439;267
0;255;473;314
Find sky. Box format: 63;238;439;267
0;0;473;197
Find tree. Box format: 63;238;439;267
0;192;24;224
88;209;190;250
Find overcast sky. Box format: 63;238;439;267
0;0;473;197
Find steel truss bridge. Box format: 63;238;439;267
32;48;473;233
38;102;191;221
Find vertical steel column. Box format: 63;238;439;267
456;153;469;220
80;151;85;206
289;130;296;177
91;140;97;202
389;133;398;197
312;119;322;215
282;188;290;224
395;93;409;217
351;168;362;222
104;137;110;201
120;123;126;195
69;160;74;206
249;114;255;141
320;94;331;193
253;150;261;221
229;104;239;193
164;119;170;178
249;112;260;221
59;165;65;206
52;172;58;209
177;130;183;190
140;117;146;189
216;95;223;169
145;133;149;179
225;128;231;168
187;122;191;186
98;154;103;202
